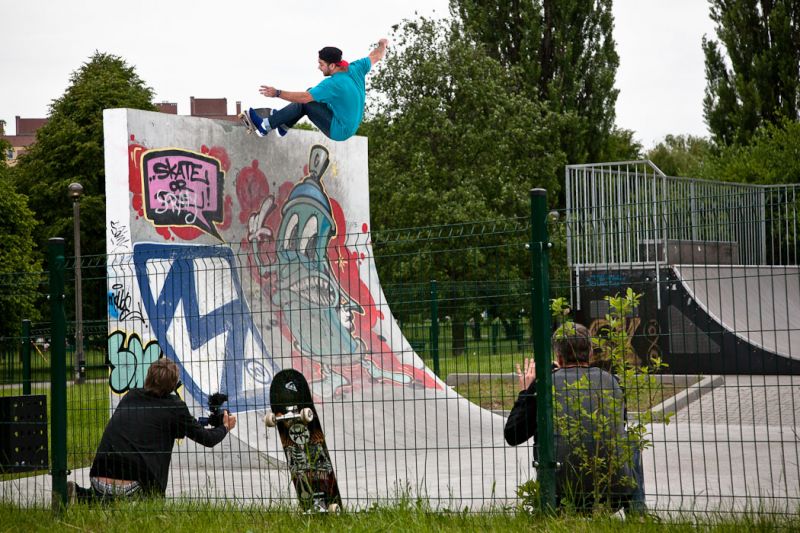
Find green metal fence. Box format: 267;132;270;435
1;178;799;518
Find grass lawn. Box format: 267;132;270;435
63;382;110;468
1;500;797;533
453;379;521;411
420;352;525;377
626;380;685;414
0;347;109;385
402;320;530;361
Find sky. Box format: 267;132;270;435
0;0;715;149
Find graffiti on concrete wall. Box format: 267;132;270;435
128;141;233;241
109;220;130;253
243;145;441;398
107;330;162;394
645;318;662;362
115;131;439;406
588;316;643;366
107;282;147;325
132;243;279;412
141;148;225;239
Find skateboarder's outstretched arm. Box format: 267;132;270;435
260;86;313;104
369;38;388;66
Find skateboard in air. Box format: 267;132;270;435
264;369;341;513
238;107;287;136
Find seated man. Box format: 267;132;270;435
68;358;236;501
504;323;645;513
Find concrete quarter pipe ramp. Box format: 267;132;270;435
100;109;530;507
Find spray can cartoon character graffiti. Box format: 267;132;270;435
248;145;411;397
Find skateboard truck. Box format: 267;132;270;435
306;493;341;514
263;406;314;427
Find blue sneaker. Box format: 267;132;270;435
247;108;271;136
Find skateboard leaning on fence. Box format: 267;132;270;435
264;369;341;513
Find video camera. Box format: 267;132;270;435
198;392;229;428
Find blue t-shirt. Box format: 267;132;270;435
309;57;372;141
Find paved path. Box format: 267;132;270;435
645;375;800;515
673;375;800;426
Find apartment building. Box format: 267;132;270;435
1;116;49;165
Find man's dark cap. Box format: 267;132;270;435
318;47;343;64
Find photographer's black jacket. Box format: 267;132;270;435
90;388;227;494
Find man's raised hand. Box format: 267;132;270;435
515;358;536;391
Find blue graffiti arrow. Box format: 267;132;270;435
133;243;278;412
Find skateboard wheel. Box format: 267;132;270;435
327;503;341;514
263;412;277;427
300;407;314;424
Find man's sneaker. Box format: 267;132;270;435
245;108;271;137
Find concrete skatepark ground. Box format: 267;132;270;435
2;111;798;515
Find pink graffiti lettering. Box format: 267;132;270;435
141;149;225;239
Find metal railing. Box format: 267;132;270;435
566;161;800;268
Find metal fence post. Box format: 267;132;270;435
430;280;440;377
21;319;32;395
530;188;556;512
48;238;68;511
491;319;499;355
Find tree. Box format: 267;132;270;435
365;18;567;235
646;134;713;178
703;1;800;146
13;52;156;321
451;0;619;163
602;127;643;162
698;118;800;185
362;18;568;353
683;119;800;266
0;150;42;338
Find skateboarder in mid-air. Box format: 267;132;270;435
241;39;388;141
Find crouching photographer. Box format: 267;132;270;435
68;358;236;502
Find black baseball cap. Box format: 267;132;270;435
318;46;343;64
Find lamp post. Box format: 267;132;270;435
68;182;85;384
